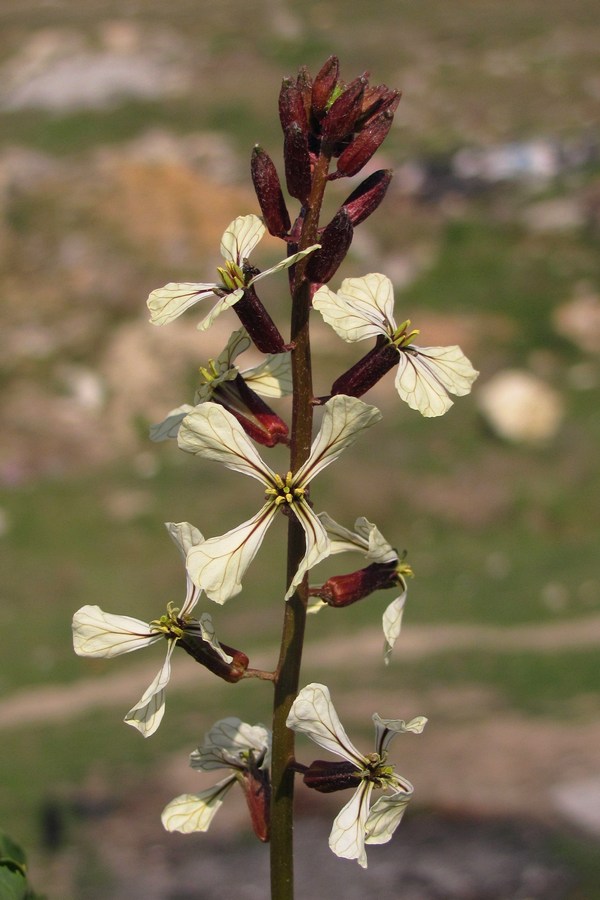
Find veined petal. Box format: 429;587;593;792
382;591;407;665
186;503;278;604
249;244;320;285
165;521;205;559
192;717;271;772
197;612;233;664
364;790;411;847
218;327;252;369
285;500;330;600
147;283;218;326
161;776;236;833
313;273;396;343
395;345;479;417
243;352;293;398
177;402;276;486
197;287;244;332
124;640;176;737
373;713;428;756
318;512;396;564
329;781;374;868
72;605;159;658
149;404;194;441
294;396;382;487
286;683;364;766
220;215;265;263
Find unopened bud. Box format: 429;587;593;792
321;76;367;145
306;208;353;284
330;336;398;397
336;110;396;177
178;633;249;683
279;78;309;135
283;123;312;203
233;285;288;354
238;766;271;842
342;169;393;227
303;759;361;793
357;86;401;130
214;372;289;448
311;56;340;121
251;146;290;238
310;560;399;607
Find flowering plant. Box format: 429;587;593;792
72;55;477;898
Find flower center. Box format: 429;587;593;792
391;319;420;349
265;471;306;507
149;601;188;639
217;259;246;292
363;752;395;788
198;358;222;385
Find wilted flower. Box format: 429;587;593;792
313;273;478;416
72;523;243;737
147;214;318;331
177;395;382;604
162;717;271;841
288;683;426;867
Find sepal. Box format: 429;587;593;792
306;208;353;284
302;759;362;794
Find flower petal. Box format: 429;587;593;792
186;503;278;604
220;215;265;264
286;683;364;766
196;288;244;332
395;345;479;417
161;777;236;833
124;640;176;737
364;790;411;847
382;590;407;665
147;283;218;326
197;612;233;664
72;605;159;658
243;352;293;398
294;396;382;487
373;713;428;756
217;327;252;369
313;273;396;343
318;513;396;564
191;717;271;772
285;500;330;600
149;404;195;441
329;781;374;868
177;402;276;486
165;521;205;558
249;244;320;285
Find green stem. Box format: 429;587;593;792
270;151;331;900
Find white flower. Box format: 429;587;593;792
161;717;271;836
178;395;382;605
287;683;427;868
150;327;292;442
72;522;232;737
148;214;319;331
313;273;479;416
313;513;411;663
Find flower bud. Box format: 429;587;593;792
357;86;401;130
311;55;340;121
238;766;271;842
303;759;362;793
251;146;291;238
283;123;312;203
306;208;353;284
341;169;393;227
279;77;309;135
233;285;288;354
177;633;249;683
330;336;399;397
321;75;367;146
214;372;289;447
310;560;400;607
336;109;396;177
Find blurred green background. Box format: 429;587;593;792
0;1;599;896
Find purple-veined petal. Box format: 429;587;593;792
186;503;278;604
177;402;276;486
286;683;364;766
124;640;176;737
329;781;374;868
249;244;320;285
161;776;237;833
197;612;233;664
149;404;195;441
364;790;412;847
218;327;252;368
395;345;479;417
373;713;427;756
294;396;382;487
318;512;396;564
243;352;293;398
313;273;396;343
72;605;159;658
165;521;205;559
382;590;407;665
147;283;219;326
191;717;271;772
285;500;330;600
220;215;265;263
196;288;244;332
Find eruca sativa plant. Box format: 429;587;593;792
72;55;478;898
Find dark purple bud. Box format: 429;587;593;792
279;78;309;135
311;56;340;121
330;335;399;397
341;169;393;227
357;86;401;129
177;632;249;683
251;146;291;238
303;760;361;794
233;285;288;354
336;109;396;177
309;560;400;607
238;766;271;842
321;76;367;145
214;373;289;448
283;123;312;203
306;208;353;284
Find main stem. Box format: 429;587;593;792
270;151;331;900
